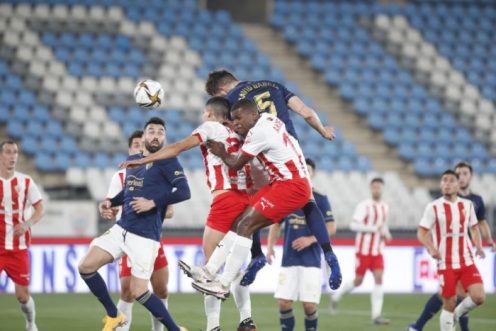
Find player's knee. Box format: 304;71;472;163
120;286;134;302
303;303;316;315
471;292;485;306
153;286;168;299
78;259;94;274
278;299;292;311
236;218;253;237
15;291;29;304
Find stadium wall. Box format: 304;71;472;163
1;239;494;295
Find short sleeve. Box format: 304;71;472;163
475;196;486;221
162;158;187;185
107;170;124;199
27;178;42;205
192;122;218;143
240;126;266;157
468;202;478;227
316;194;334;223
352;202;368;223
277;82;295;102
419;204;436;230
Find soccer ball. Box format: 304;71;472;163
133;79;165;109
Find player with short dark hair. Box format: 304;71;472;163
408;162;493;331
416;170;485;331
0;140;44;331
190;99;341;300
78;117;191;331
266;158;335;331
331;177;391;325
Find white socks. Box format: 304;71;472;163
231;273;252;322
20;296;36;328
220;236;252;287
332;280;355;302
440;309;454;331
205;231;238;275
116;299;133;331
371;285;384;319
205;295;221;330
454;296;477;320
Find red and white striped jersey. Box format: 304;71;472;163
352;199;389;256
106;168;126;220
192;121;252;192
0;172;42;251
419;197;478;270
240;114;308;183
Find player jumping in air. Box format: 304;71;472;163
190;99;341;300
417;170;485;331
0;140;44;331
78;118;190;331
330;177;391;325
205;69;338;286
120;98;257;331
266;158;335;331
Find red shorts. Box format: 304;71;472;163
0;249;30;286
438;264;483;298
355;253;384;276
119;245;168;278
206;190;250;233
250;178;311;223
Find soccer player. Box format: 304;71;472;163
408;161;494;331
120;97;257;331
417;170;485;331
266;158;335;331
206;69;338;286
190;99;341;300
0;140;44;331
106;130;173;331
78;117;191;331
330;177;391;325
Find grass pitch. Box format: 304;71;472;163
0;292;494;330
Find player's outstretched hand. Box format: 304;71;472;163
206;140;227;157
321;126;336;140
130;197;156;213
120;159;142;169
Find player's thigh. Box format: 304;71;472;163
130;276;150;298
462;265;485;305
297;267;322;304
78;245;115;272
274;267;299;302
4;249;31;287
124;233;160;280
236;206;273;237
83;224;126;271
150;266;169;299
438;269;460;299
202;226;226;261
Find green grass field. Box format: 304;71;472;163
0;293;494;330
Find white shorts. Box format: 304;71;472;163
274;266;323;304
90;224;160;280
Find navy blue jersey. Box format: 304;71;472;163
225;80;298;139
111;153;189;241
281;190;334;268
458;192;486;222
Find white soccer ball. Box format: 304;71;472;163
133;79;165;109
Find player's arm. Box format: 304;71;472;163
14;201;44;236
267;222;282;265
470;225;485;258
287;96;335;140
121;136;201;168
417;227;440;259
478;221;496;250
206;140;253;170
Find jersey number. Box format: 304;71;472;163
254;91;277;116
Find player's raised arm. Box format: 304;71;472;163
121;135;200;168
287;95;335;140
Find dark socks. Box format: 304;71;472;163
303;201;331;253
251;230;263;258
136;290;179;331
414;293;442;330
80;271;118;318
